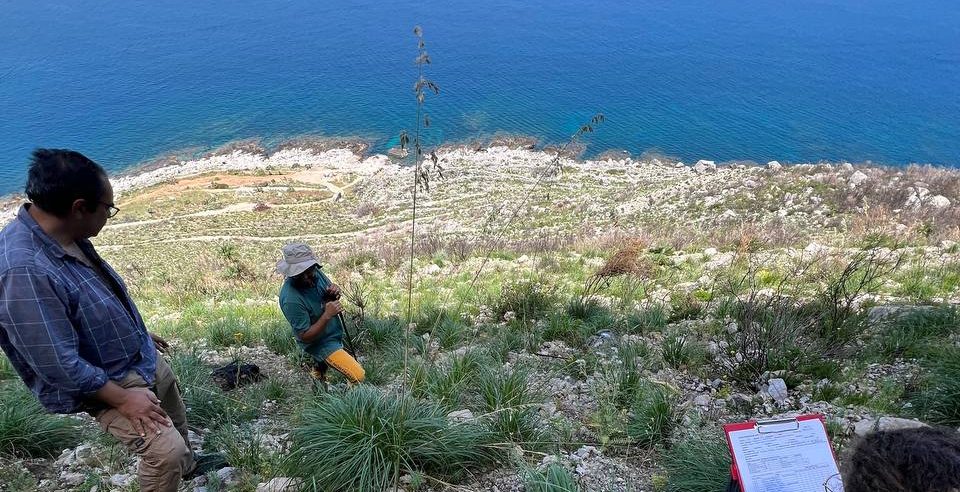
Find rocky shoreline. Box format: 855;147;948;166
3;138;958;219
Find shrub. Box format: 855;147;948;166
492;280;558;323
667;293;703;323
523;463;581;492
579;241;652;309
814;248;903;346
284;386;492;490
216;244;256;281
715;297;815;384
663;431;731;492
0;382;81;458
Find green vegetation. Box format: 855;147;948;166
0;382;82;458
1;117;958;489
523;463;581;492
663;431;731;492
285;386;492;490
627;382;681;447
170;351;262;428
910;348;960;427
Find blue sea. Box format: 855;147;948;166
1;0;958;195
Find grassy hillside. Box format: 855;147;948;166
1;145;959;491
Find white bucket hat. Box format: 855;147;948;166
276;242;320;277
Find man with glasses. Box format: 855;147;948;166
0;149;222;492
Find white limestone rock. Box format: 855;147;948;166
854;417;928;437
849;170;869;188
693;160;717;174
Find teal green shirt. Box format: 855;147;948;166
278;267;344;361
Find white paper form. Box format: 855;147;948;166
728;418;841;492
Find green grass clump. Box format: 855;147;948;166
432;316;468;350
475;368;547;448
0;354;14;381
361;316;405;351
493;280;558;322
285;386;492;490
663;431;731;492
541;312;592;349
566;298;614;329
523;463;581;492
870;306;959;361
909;348;960;427
260;319;299;357
205;424;281;478
410;350;488;410
206;315;259;348
660;333;696;368
627;382;681;447
667;293;703;323
614;341;651;406
838;377;906;415
0;382;82;458
812;382;843;403
626;304;668;334
361;342;406;385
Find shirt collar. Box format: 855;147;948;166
17;203;68;259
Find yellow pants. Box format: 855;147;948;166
313;348;365;384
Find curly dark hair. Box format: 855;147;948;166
25;148;108;217
843;426;960;492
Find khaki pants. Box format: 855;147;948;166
94;355;195;492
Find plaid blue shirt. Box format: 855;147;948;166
0;205;156;413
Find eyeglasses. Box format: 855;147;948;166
100;202;120;218
824;473;844;492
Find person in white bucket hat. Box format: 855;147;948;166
276;243;364;385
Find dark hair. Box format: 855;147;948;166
25;149;108;217
843;427;960;492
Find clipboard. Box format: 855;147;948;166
724;414;842;492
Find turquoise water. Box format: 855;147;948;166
1;0;958;194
